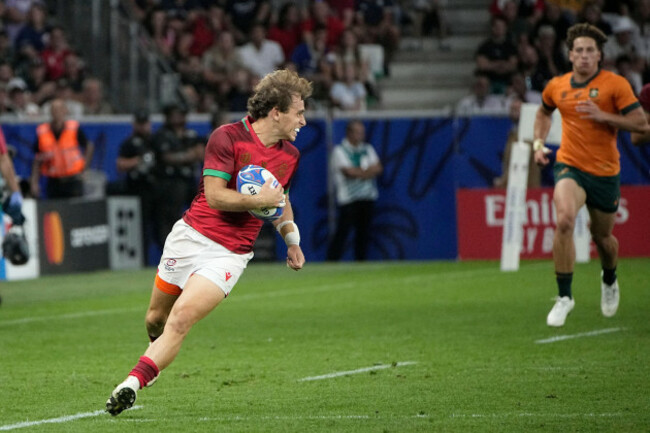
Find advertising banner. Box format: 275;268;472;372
457;186;650;259
37;199;109;274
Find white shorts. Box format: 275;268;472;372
157;220;254;296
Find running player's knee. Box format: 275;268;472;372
165;309;195;337
555;213;575;235
145;310;167;335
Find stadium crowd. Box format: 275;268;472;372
459;0;650;114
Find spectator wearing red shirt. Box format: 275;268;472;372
268;3;303;60
301;0;345;50
41;26;72;81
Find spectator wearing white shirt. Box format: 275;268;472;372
238;23;285;79
330;62;367;111
602;16;646;72
455;70;507;115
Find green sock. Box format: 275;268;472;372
556;272;573;299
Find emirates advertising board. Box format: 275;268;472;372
457;186;650;260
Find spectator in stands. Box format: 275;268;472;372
5;0;43;43
0;30;15;64
534;2;573;45
7;77;39;118
330;61;367;111
150;102;203;249
202;30;243;93
61;51;86;93
291;24;332;77
225;67;254;112
41;26;72;81
328;0;355;28
0;61;15;83
188;4;227;58
302;0;345;50
268;2;303;60
30;98;94;199
534;24;569;81
13;2;49;53
23;57;54;105
455;70;508;115
476;15;519;94
238;23;285;79
41;79;84;119
225;0;272;45
80;77;114;115
0;84;13;115
355;0;400;76
333;28;380;105
500;0;534;44
578;1;612;36
506;70;542;105
144;7;176;60
615;54;642;95
603;16;646;72
116;109;156;264
327;119;382;261
518;42;548;91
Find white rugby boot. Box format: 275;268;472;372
546;296;575;327
601;273;620;318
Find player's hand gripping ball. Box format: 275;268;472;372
236;165;285;221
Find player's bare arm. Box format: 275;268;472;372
204;176;284;211
631;112;650;145
533;105;554;166
272;198;305;271
575;100;648;133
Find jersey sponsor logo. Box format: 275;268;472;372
260;161;268;168
225;271;232;281
561;91;568;100
164;258;177;271
589;88;599;98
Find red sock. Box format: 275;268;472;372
129;356;160;389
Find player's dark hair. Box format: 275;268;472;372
247;69;312;120
566;23;607;51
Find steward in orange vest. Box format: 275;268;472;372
31;99;93;199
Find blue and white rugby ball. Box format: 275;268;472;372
236;164;285;221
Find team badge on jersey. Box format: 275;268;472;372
589;88;599;98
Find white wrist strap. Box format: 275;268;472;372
533;138;551;154
276;220;300;246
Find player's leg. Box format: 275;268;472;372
144;276;181;343
144;274;225;370
589;207;619;317
106;274;226;416
547;176;586;326
354;200;373;261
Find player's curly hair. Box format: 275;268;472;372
565;23;608;51
247;69;313;120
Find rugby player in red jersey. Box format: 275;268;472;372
106;69;312;415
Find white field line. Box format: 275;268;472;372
535;327;625;344
298;361;418;382
0;307;142;327
0;263;510;327
0;406;143;431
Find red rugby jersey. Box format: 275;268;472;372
183;116;300;253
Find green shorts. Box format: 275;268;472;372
553;163;620;213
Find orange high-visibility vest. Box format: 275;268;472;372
36;120;85;178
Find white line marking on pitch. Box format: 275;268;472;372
0;406;143;431
0;307;141;327
535;327;624;344
298;361;418;381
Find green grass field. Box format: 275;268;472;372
0;259;649;432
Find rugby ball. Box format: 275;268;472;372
236;165;285;221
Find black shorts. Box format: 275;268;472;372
553;163;620;213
